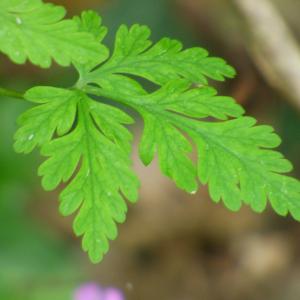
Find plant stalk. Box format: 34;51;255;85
0;87;24;100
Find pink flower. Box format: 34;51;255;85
74;283;125;300
103;288;124;300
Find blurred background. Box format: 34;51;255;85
0;0;300;299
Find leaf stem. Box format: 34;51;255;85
0;87;24;100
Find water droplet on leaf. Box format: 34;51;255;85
16;17;22;25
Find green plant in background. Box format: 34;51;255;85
0;0;299;264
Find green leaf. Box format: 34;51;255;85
137;80;244;192
86;24;236;86
13;11;300;264
14;87;77;154
14;87;139;263
0;1;107;68
74;10;108;42
84;78;300;220
191;118;300;217
79;21;299;220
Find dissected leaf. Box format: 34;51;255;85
15;87;139;263
74;10;108;42
86;24;235;86
0;0;107;67
12;9;300;264
84;78;300;220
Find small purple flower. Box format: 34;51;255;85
103;288;124;300
74;283;125;300
74;283;103;300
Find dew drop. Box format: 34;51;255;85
28;134;34;141
16;17;22;25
